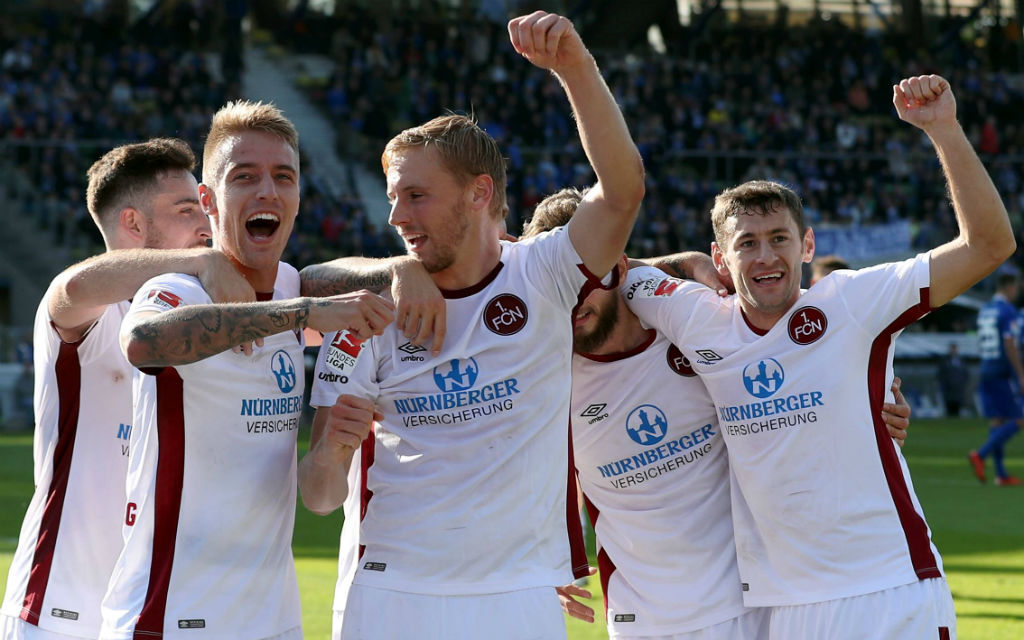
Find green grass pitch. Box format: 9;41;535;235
0;418;1020;638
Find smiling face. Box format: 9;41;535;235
200;130;299;289
142;169;208;249
712;205;815;330
386;146;493;287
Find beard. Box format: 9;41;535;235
419;199;470;274
573;296;619;354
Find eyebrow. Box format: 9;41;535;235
173;197;200;206
227;162;298;174
735;227;791;240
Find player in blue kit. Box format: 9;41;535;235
970;272;1023;485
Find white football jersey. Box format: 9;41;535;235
621;256;942;607
2;296;132;637
99;264;304;639
311;227;595;611
572;330;748;636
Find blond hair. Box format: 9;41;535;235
202;100;299;185
382;114;507;220
521;187;587;239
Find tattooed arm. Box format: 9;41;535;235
630;251;733;295
301;255;447;354
121;292;395;368
298;257;414;297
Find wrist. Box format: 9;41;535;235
923;120;965;147
552;53;598;85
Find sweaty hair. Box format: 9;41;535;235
382;114;507;220
86;137;196;232
710;180;806;245
811;254;850;280
521;187;587;239
202;100;299;185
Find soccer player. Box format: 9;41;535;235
1;138;253;640
969;272;1023;485
99;103;393;640
619;75;1012;638
522;188;912;640
298;11;645;640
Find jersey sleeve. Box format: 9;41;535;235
620;266;715;348
310;330;379;408
517;226;602;309
829;254;931;334
121;273;210;360
35;288;129;368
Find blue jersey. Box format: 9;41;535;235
978;294;1018;380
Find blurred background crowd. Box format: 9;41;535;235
2;0;1023;420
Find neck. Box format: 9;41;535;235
588;306;650;357
739;299;791;333
431;237;503;292
232;255;278;292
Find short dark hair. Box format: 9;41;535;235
521;187;587;239
86;138;196;232
811;254;850;280
711;180;806;245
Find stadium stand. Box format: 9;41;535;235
2;0;1023;419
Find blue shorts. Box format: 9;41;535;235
977;376;1023;419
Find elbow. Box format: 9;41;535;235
124;325;165;369
620;150;646;207
124;338;151;369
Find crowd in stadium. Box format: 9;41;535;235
1;4;1019;639
310;8;1024;264
3;6;1023;270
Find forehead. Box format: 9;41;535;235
148;169;199;203
385;146;455;191
723;206;799;240
216;130;298;174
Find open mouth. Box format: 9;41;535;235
574;309;593;328
245;213;281;239
403;233;427;250
752;272;783;284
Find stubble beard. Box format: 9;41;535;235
420;200;470;274
573;298;619;354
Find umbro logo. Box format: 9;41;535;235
398;342;427;362
581;404;607;417
695;349;722;364
581;403;609;424
398;342;426;355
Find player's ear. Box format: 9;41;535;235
801;228;816;264
199;184;218;219
120;207;145;242
468;174;494;214
712;242;729;276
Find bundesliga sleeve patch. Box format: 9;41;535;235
325;331;363;372
145;289;183;310
626;275;681;299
